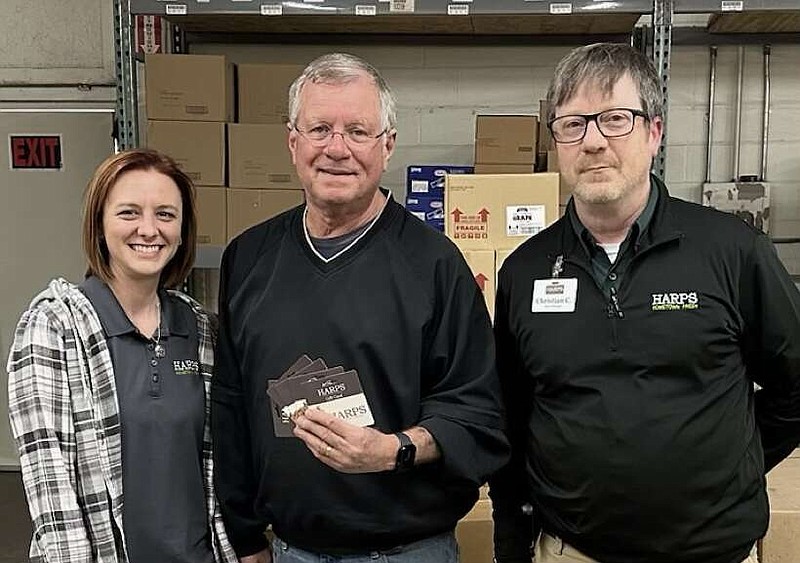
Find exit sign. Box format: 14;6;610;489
9;135;62;169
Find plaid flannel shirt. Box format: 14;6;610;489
7;278;238;563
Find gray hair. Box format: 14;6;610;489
545;43;664;124
288;52;397;131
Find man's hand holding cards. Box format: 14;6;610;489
267;355;375;438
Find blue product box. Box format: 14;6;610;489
406;165;474;194
405;193;444;232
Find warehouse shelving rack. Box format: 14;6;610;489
115;0;800;175
115;0;800;268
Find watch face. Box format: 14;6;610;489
396;444;416;471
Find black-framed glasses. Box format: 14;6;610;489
548;108;649;144
292;123;388;148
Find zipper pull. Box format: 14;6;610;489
609;286;624;319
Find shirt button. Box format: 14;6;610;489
152;375;159;382
150;359;158;367
147;343;154;350
608;272;618;281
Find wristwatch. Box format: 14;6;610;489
393;431;416;472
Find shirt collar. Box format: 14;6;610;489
80;276;189;338
568;178;659;255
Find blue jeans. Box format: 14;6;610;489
271;531;459;563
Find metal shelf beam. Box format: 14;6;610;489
674;0;800;12
130;0;653;16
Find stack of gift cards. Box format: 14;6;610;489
267;354;375;438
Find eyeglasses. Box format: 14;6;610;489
548;108;649;144
292;123;388;148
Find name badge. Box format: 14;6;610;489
532;278;578;313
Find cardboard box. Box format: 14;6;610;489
474;164;534;175
227;188;304;240
406;165;474;194
145;54;234;122
195;187;226;245
445;173;560;251
456;498;494;563
475;115;537;165
761;455;800;562
146;120;226;186
238;63;304;124
405;193;444;232
538;99;555;152
228;123;300;190
461;250;495;319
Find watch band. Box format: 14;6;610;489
395;431;413;449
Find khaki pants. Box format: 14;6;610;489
534;532;759;563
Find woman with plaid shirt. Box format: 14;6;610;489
7;149;237;563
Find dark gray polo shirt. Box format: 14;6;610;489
81;276;213;563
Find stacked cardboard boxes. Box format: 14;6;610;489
439;116;550;317
446;173;560;318
145;54;233;245
229;63;305;240
144;55;306;244
473;115;537;175
760;452;800;562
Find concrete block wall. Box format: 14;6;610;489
0;0;115;87
192;41;800;273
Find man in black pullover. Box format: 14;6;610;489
212;53;508;563
490;43;800;563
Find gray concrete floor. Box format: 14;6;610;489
0;471;31;563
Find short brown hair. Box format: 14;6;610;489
82;148;197;289
545;43;663;124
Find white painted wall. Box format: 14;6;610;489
193;41;800;273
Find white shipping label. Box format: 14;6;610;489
532;278;578;313
721;1;744;11
355;4;377;15
260;3;282;14
447;4;469;15
165;4;188;15
411;180;430;193
390;0;414;11
550;3;572;14
506;204;545;237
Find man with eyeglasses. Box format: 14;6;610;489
489;43;800;563
212;53;508;563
